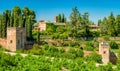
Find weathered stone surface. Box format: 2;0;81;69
6;27;26;51
99;42;110;64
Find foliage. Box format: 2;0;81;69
85;52;102;63
84;41;94;51
110;41;118;49
0;6;36;40
56;14;66;23
103;35;110;41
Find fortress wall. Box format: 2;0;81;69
0;38;7;48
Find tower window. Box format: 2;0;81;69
10;40;12;43
103;51;106;54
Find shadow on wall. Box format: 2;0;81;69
110;52;117;64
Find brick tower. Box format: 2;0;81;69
99;42;110;64
7;27;26;51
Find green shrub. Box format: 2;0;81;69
61;41;69;46
110;41;118;49
85;42;94;51
68;48;76;54
76;49;84;57
91;31;100;37
43;44;49;50
103;35;110;41
59;48;65;53
84;46;94;51
85;52;102;63
59;33;68;39
61;52;76;59
48;45;58;53
52;33;59;39
33;44;40;49
69;41;80;47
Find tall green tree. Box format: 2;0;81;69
5;10;11;27
22;7;29;27
12;6;21;27
0;14;2;37
69;7;81;37
61;14;65;23
107;12;116;36
82;12;89;26
23;7;36;40
58;14;61;23
115;15;120;36
98;19;102;26
1;12;7;38
100;17;108;35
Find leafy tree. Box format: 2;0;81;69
36;31;40;43
58;14;61;23
100;17;108;35
98;19;102;26
1;12;7;38
82;12;89;26
69;7;81;38
107;12;116;36
110;41;118;49
12;6;21;27
115;15;120;36
5;10;11;27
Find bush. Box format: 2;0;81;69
33;44;40;49
69;41;80;47
76;49;84;57
59;48;65;53
85;52;102;63
61;41;69;46
48;45;58;53
110;41;118;49
85;42;94;51
91;31;100;37
59;33;68;39
84;46;94;51
52;33;59;39
43;44;49;50
103;35;110;41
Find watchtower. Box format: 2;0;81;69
99;42;110;64
7;27;26;51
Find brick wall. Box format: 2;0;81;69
0;38;7;48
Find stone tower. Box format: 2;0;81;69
38;20;46;31
7;27;26;51
99;42;110;64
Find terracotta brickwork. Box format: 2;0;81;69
0;38;7;48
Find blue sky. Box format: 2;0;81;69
0;0;120;23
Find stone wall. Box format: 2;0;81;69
97;37;120;41
0;38;7;48
7;27;26;51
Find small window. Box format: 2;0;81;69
103;51;106;54
10;40;12;43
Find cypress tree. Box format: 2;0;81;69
108;12;116;36
115;15;120;35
